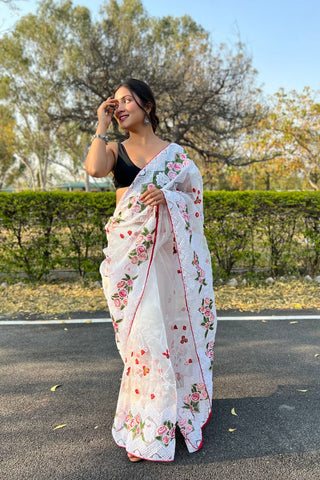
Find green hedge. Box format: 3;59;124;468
1;191;320;281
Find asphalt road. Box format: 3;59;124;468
1;317;320;480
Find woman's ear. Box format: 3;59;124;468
145;101;152;114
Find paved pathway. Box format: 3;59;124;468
1;315;320;479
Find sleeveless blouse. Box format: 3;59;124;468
113;143;141;189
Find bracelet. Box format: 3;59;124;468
91;133;109;144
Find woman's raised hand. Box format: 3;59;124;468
97;97;117;132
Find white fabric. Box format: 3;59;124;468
100;143;217;461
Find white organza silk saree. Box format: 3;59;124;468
100;143;217;462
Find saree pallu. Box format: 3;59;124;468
100;143;217;462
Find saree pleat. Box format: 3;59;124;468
100;143;217;461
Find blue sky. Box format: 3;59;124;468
2;0;320;95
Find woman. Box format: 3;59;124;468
85;78;217;463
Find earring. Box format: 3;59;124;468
144;116;150;126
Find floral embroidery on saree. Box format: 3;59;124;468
100;143;217;462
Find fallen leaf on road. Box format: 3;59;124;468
293;303;302;309
289;321;298;324
228;428;237;432
231;408;238;416
85;320;92;324
297;389;308;392
315;354;320;358
51;384;62;392
53;424;67;430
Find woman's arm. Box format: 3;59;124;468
85;98;117;178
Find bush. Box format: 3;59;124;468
1;191;320;281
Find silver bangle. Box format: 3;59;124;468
91;133;108;144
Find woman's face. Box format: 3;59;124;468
113;86;145;130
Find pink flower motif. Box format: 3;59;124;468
122;298;128;306
157;425;168;436
200;269;205;278
167;162;173;169
205;308;211;317
117;280;126;289
205;322;211;329
148;183;155;190
135;415;141;424
183;395;191;404
118;289;127;298
210;313;215;322
209;350;214;359
131;204;141;213
208;341;214;349
183;159;191;166
131;256;138;264
127;279;133;287
178;418;187;427
168;171;177;180
197;382;206;391
128;418;136;430
169;427;176;438
185;424;193;434
191;392;200;402
173;162;182;171
201;390;208;399
146;234;153;242
136;244;146;255
180;154;187;160
135;235;144;244
125;415;131;423
200;306;205;313
136;425;141;435
177;201;186;210
182;212;189;221
199;278;203;284
138;252;147;261
204;298;211;306
114;298;121;308
162;435;170;445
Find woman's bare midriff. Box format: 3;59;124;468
116;186;129;205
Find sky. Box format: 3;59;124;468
1;0;320;95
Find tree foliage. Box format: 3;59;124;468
0;0;266;190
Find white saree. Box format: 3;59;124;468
100;143;217;462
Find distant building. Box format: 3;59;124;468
60;179;114;192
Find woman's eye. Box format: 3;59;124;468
125;98;131;104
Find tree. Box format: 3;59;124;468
0;0;93;189
0;104;17;188
0;0;267;189
245;88;320;191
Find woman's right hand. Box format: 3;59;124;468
97;97;117;132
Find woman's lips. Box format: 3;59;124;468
119;114;129;122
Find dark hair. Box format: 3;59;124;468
114;78;160;133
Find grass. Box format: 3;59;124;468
0;277;319;319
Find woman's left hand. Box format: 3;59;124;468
139;186;166;207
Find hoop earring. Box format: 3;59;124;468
144;116;150;126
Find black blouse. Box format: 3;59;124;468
113;143;141;189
